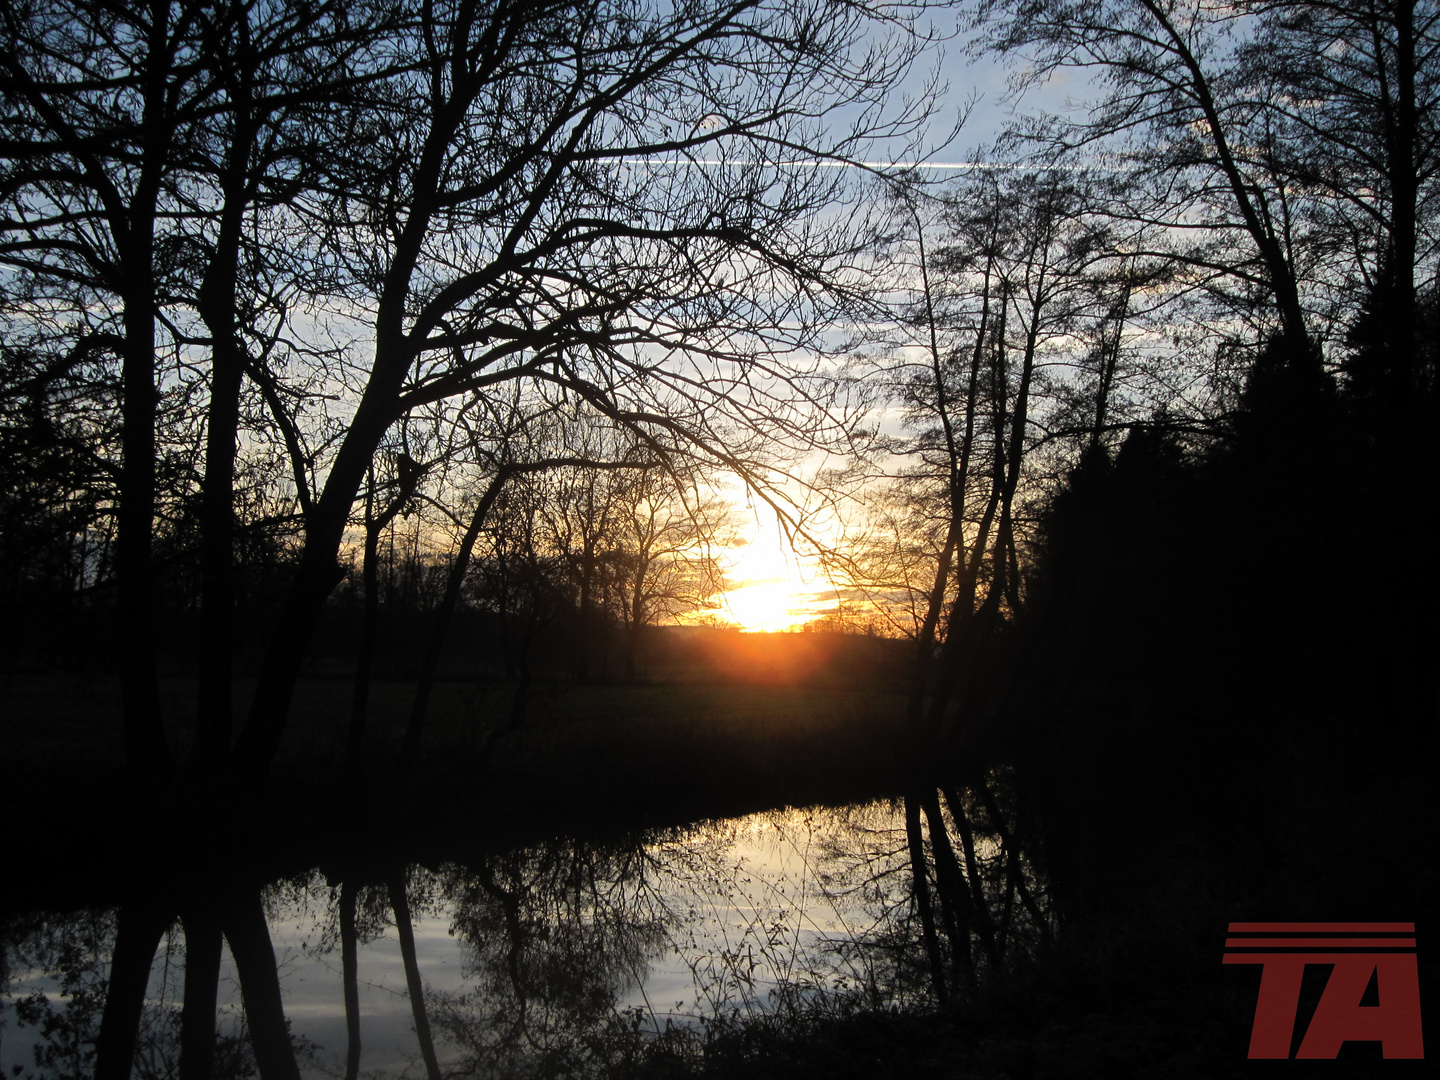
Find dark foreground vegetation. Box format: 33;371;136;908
949;361;1438;1078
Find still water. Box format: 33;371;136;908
4;799;992;1078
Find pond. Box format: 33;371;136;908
1;794;1047;1079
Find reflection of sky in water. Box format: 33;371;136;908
1;801;910;1080
629;805;901;1025
268;917;467;1075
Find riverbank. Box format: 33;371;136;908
3;673;911;905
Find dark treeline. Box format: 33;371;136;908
830;0;1440;1070
0;450;731;686
871;338;1439;1074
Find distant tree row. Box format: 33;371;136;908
329;408;732;683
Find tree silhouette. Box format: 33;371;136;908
3;4;946;1075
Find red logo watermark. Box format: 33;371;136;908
1224;922;1423;1058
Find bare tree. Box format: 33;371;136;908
1239;1;1440;458
607;463;734;680
1;0;401;778
974;0;1324;366
838;169;1130;1002
4;4;946;1074
847;169;1130;750
3;0;944;770
228;0;942;776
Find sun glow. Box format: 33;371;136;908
710;512;840;633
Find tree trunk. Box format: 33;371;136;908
109;0;183;787
223;891;302;1080
117;290;170;784
229;541;349;775
179;909;223;1080
95;902;171;1080
1091;265;1131;454
1388;1;1420;465
348;472;382;766
395;468;509;787
340;880;362;1080
388;869;443;1080
195;61;255;767
229;292;422;776
907;240;991;741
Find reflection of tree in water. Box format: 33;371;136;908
655;805;911;1019
412;799;1054;1076
668;792;1054;1025
5;911;116;1080
885;778;1056;1008
2;910;268;1080
1;800;1054;1079
427;841;673;1078
886;789;1053;1000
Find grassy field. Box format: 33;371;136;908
2;672;911;876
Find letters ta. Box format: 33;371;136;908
1223;923;1424;1059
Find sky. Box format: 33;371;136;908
698;17;1076;632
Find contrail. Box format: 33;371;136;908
624;158;1117;172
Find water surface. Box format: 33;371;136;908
4;799;969;1078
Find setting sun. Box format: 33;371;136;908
711;512;840;632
